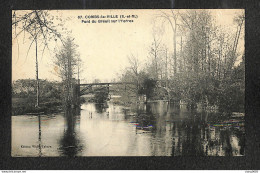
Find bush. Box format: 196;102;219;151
93;88;109;103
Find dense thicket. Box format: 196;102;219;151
53;37;81;106
120;10;244;112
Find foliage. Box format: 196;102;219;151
54;37;79;81
53;37;81;105
12;79;63;115
138;77;157;100
12;79;62;100
218;57;245;112
119;10;245;112
12;10;69;107
93;88;109;103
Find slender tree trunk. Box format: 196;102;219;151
77;60;80;85
68;52;72;106
165;48;171;102
207;38;211;75
165;48;168;82
35;38;39;107
223;53;227;78
233;19;244;54
173;19;177;76
155;48;158;79
180;36;183;72
218;42;223;80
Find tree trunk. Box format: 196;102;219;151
35;38;39;107
180;36;183;72
233;19;244;54
165;48;168;82
173;20;177;76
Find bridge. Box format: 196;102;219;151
64;79;176;108
76;80;175;102
77;82;136;96
79;82;134;86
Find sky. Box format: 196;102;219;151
12;9;244;83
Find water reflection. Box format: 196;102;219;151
59;107;83;157
12;101;245;156
130;102;245;156
38;115;42;157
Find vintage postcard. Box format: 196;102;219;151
12;9;245;157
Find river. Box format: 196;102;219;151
12;101;245;156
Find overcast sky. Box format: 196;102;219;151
12;9;244;83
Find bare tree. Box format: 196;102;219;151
148;35;162;80
127;53;140;77
53;37;80;106
157;10;179;76
233;12;245;55
76;56;84;85
12;10;67;107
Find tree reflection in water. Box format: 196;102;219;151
124;101;243;156
94;103;108;113
12;100;244;156
38;115;42;157
134;104;157;132
126;101;244;156
58;101;245;156
169;107;245;156
59;107;83;157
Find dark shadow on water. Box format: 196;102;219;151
38;115;42;157
132;103;157;132
220;129;232;156
95;102;108;113
59;107;83;157
55;101;245;156
170;108;205;156
169;108;245;156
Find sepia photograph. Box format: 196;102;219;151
11;9;245;157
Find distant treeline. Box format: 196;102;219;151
12;79;63;99
12;79;63;115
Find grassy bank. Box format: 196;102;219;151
12;97;63;115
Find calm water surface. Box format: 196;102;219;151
12;101;245;156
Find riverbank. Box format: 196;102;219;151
12;97;63;116
12;96;87;116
